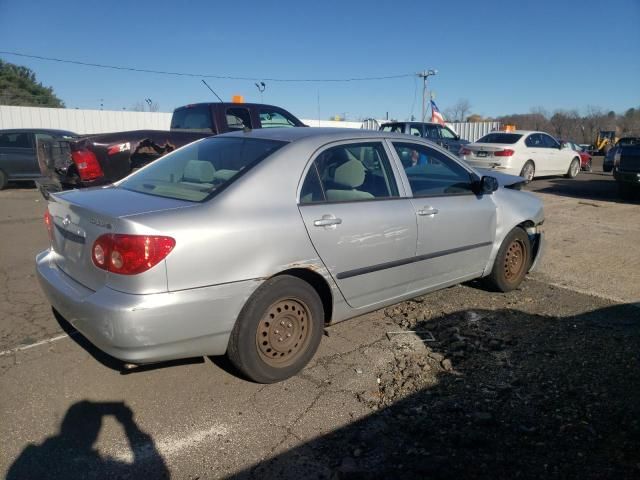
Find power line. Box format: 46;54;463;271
0;50;415;83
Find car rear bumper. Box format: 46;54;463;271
36;249;261;364
464;161;521;177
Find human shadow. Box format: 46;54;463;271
229;303;640;480
7;400;169;479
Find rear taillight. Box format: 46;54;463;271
459;147;471;156
44;209;54;243
494;149;515;157
92;234;176;275
71;149;104;181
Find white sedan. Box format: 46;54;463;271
459;130;581;181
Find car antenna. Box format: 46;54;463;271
201;79;223;102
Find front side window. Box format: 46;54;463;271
440;127;458;139
259;109;297;128
300;142;398;203
226;107;252;131
393;142;473;197
120;137;285;202
542;134;560;148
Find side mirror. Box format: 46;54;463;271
474;175;499;195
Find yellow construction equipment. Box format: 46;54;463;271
594;130;618;154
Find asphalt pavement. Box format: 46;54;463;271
0;161;638;479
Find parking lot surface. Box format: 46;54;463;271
1;164;638;479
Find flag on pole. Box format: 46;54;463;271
430;99;445;125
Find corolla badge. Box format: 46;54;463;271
89;217;112;229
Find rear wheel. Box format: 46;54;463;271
227;275;324;383
0;170;7;190
565;158;580;178
519;161;535;182
485;227;531;292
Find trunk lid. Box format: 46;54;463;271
463;143;515;166
47;186;196;291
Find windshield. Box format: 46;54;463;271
476;133;523;144
119;137;286;202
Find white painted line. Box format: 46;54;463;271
111;424;230;463
0;332;74;357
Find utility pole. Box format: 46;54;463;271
417;69;437;122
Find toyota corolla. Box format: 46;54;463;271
36;128;544;383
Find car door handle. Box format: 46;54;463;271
417;207;439;216
313;215;342;227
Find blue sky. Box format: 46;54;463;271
1;0;639;120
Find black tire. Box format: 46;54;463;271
584;159;592;173
565;158;580;178
485;228;531;293
227;275;324;383
0;170;7;190
519;161;535;182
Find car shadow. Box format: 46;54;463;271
227;303;640;480
52;308;205;374
527;175;639;204
6;400;170;479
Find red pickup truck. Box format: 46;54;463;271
36;102;305;196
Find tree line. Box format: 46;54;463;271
445;99;640;144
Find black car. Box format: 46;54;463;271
0;129;77;189
379;121;469;153
611;137;640;200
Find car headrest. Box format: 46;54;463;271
183;160;215;183
333;158;366;188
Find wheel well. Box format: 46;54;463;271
274;268;333;324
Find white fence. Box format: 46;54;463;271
0;106;500;140
448;121;502;142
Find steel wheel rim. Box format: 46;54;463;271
504;239;526;282
256;298;312;367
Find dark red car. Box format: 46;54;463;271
560;140;592;172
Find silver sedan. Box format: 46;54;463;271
36;128;544;383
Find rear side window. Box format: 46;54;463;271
300;142;398;203
477;133;522;144
170;105;214;132
226;107;252;131
380;124;404;133
120;137;285;202
259;109;298;128
525;134;543;147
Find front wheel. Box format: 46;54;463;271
565;158;580;178
485;228;531;292
227;275;324;383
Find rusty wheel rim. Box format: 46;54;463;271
504;239;526;282
256;298;312;367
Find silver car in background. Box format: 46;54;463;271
36;128;544;383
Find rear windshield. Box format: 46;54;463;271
171;105;214;132
119;137;286;202
476;133;523;144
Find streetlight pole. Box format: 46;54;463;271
417;69;437;122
